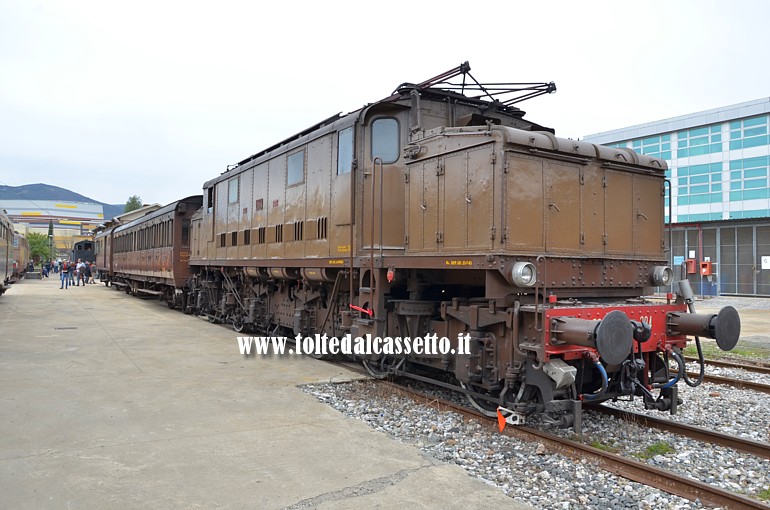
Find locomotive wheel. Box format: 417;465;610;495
460;382;501;417
362;357;404;379
232;320;244;333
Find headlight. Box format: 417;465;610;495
651;266;673;286
511;262;537;287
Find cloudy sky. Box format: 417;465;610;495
1;0;769;207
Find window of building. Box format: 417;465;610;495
729;156;769;201
729;115;769;150
288;150;305;186
207;187;214;213
677;126;721;158
676;163;722;205
228;177;240;203
631;134;671;160
371;118;399;164
337;126;354;175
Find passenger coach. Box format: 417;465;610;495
110;195;202;307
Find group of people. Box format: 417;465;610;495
59;259;97;289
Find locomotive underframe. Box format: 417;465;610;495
181;260;725;431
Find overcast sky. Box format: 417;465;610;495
2;0;769;207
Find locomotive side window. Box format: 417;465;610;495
207;187;214;213
337;127;354;175
228;177;239;203
287;150;305;186
371;118;399;163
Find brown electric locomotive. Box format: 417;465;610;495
136;63;740;430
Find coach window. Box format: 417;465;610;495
287;150;305;186
228;177;239;203
337;127;354;175
371;118;399;164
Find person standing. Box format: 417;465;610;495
60;260;70;289
83;261;92;285
68;260;76;286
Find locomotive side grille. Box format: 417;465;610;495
231;231;238;247
219;233;226;248
257;227;266;244
243;229;251;245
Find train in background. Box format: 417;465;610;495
92;63;741;431
0;210;13;293
71;240;96;264
11;232;31;282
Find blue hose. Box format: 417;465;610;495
582;361;608;401
659;350;685;389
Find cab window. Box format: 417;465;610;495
337;127;354;175
371;118;399;164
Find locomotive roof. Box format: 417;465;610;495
205;62;556;189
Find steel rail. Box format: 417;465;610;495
590;405;770;460
685;356;770;375
381;381;770;510
690;372;770;395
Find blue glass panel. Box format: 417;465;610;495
730;121;741;130
730;191;743;201
730;171;742;180
662;134;671;142
745;126;767;137
678;140;688;148
730;140;742;150
742;209;770;219
743;188;770;200
662;143;671;151
730;131;741;140
679;186;688;194
690;127;709;137
678;167;689;176
711;125;721;133
690;146;709;156
690;136;708;146
632;139;641;147
690;175;709;184
731;181;743;190
678;196;689;206
711;183;722;192
661;151;672;160
689;164;710;175
678;149;689;158
744;168;768;178
642;136;659;145
711;134;721;142
743;136;769;148
744;156;770;168
690;185;709;194
744;179;767;189
729;160;742;170
744;116;768;127
689;194;709;204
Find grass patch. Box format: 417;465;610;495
758;488;770;501
635;441;674;460
683;343;767;360
589;440;619;453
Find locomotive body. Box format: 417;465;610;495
133;63;741;429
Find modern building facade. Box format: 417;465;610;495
583;98;770;297
0;199;105;257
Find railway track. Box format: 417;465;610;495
381;380;770;510
686;356;770;375
590;405;770;460
686;371;770;395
